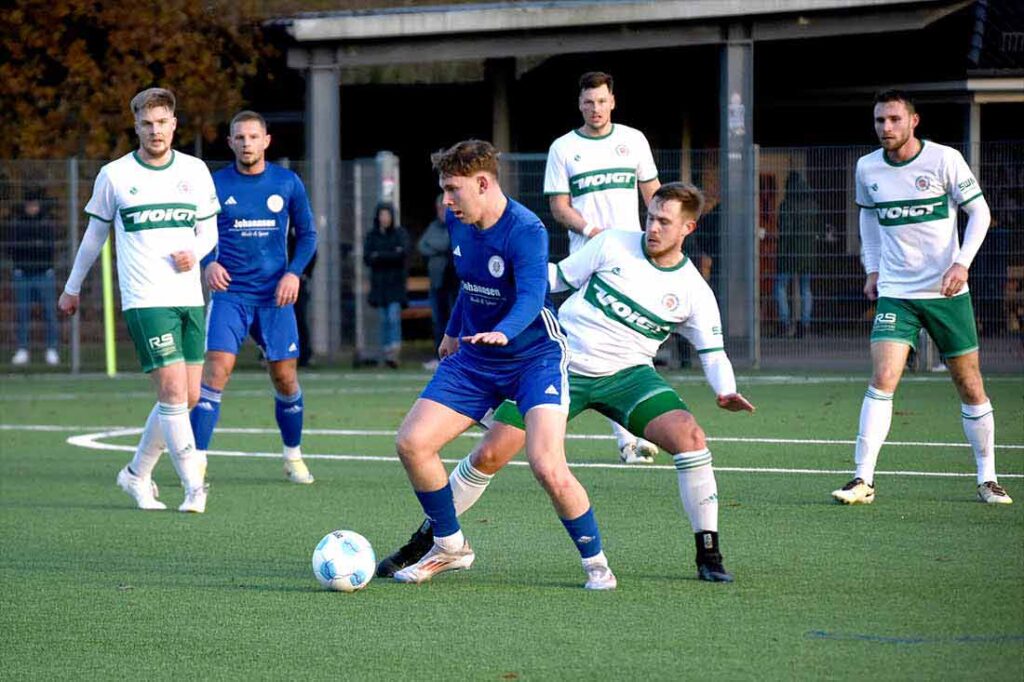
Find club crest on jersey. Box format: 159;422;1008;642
177;180;190;194
662;293;679;311
914;176;930;191
266;194;285;212
488;255;505;278
615;144;629;157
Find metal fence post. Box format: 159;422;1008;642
353;163;366;361
68;157;80;374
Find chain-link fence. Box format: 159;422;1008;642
2;142;1021;373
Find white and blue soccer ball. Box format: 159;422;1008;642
312;530;376;592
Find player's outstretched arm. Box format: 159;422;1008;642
60;216;111;316
698;349;753;412
462;331;508;346
716;393;756;413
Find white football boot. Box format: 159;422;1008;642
393;540;475;584
831;477;876;505
11;348;28;366
584;562;618;590
977;481;1013;505
179;484;209;514
619;440;656;464
116;466;167;511
284;457;315;484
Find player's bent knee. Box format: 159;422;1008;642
395;430;434;464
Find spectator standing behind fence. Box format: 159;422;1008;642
364;202;408;368
418;194;459;370
774;171;822;338
8;190;60;366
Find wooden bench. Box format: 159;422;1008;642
401;275;433;320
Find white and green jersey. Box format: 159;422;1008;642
555;230;724;377
855;140;982;299
84;150;220;309
544;123;658;253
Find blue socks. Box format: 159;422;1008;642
415;484;461;538
275;389;304;448
189;384;222;451
561;507;603;559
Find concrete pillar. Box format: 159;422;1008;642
965;99;981;176
486;58;515;153
305;48;342;359
719;22;757;366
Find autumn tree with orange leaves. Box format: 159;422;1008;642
0;0;271;159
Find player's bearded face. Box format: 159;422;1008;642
134;106;176;159
229;120;270;168
873;101;918;152
579;85;615;131
644;199;692;258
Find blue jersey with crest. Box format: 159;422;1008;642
208;163;317;304
444;197;561;361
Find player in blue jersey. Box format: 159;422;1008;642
390;140;616;590
189;110;318;485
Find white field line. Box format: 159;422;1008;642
4;372;1021;401
5;371;1023;385
2;422;1022;450
18;425;1010;480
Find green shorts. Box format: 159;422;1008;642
492;364;688;436
870;294;979;358
124;306;206;373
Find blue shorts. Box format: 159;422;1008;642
206;297;300;362
420;346;569;422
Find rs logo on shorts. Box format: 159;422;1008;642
120;203;197;231
873;195;948;226
873;312;897;333
148;333;176;355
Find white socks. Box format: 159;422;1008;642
673;449;718;533
434;530;465;552
158;402;203;491
962;401;996;484
284;445;302;462
129;403;165;479
609;418;634;449
853;386;894;485
450;456;494;516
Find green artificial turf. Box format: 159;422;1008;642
1;370;1021;679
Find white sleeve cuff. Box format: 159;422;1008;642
698;349;737;397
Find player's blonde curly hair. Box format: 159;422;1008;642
431;140;500;179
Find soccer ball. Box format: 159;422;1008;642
312;530;376;592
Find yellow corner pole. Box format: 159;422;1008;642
100;237;117;377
